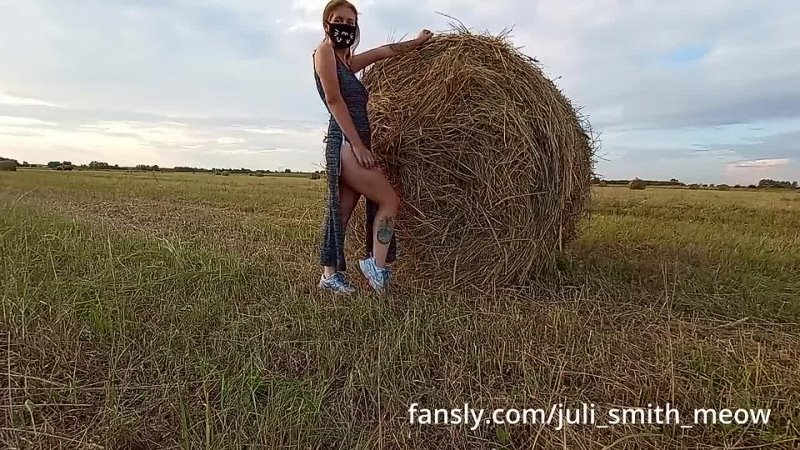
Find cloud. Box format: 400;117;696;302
730;158;790;168
0;109;327;171
1;0;799;182
725;158;796;185
217;136;247;145
0;90;67;109
206;147;296;155
237;126;289;135
0;116;58;127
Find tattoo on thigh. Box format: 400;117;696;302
377;216;395;245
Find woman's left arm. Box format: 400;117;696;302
350;29;433;73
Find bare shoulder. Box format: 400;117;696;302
314;41;334;62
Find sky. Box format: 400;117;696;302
1;0;798;184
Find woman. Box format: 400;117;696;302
314;0;433;294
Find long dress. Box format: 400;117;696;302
313;53;397;272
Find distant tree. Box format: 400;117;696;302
734;184;741;189
670;178;679;184
89;161;110;169
759;179;795;189
748;184;756;189
48;161;61;168
284;168;291;173
793;181;798;189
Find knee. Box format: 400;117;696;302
384;191;400;214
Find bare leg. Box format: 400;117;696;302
323;181;361;277
339;142;399;268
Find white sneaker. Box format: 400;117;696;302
358;256;392;293
318;272;356;295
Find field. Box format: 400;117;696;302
2;169;799;449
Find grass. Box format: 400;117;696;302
1;170;799;449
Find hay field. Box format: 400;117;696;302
2;169;799;449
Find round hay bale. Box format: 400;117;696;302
0;160;17;171
360;30;595;288
629;179;646;190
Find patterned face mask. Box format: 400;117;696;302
326;22;357;49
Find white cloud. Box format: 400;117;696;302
288;20;320;33
1;0;799;181
725;158;795;185
79;121;208;147
238;127;288;135
217;136;247;145
0;116;58;127
730;158;790;168
0;90;66;109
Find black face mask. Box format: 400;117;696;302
326;22;357;49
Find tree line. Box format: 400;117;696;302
15;160;301;174
592;177;798;190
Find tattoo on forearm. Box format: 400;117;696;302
388;41;416;55
377;216;395;245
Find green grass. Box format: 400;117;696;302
1;170;799;449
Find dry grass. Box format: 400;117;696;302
1;171;799;449
362;30;595;289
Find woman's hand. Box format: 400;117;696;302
416;29;434;46
352;142;378;169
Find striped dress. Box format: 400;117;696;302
314;53;397;272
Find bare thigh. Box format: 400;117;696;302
339;182;359;227
340;142;397;206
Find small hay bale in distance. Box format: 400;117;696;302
0;160;17;171
361;30;595;288
629;179;647;190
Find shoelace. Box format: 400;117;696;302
329;273;347;287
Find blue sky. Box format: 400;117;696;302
1;0;798;184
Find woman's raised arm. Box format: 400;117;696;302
350;29;433;73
